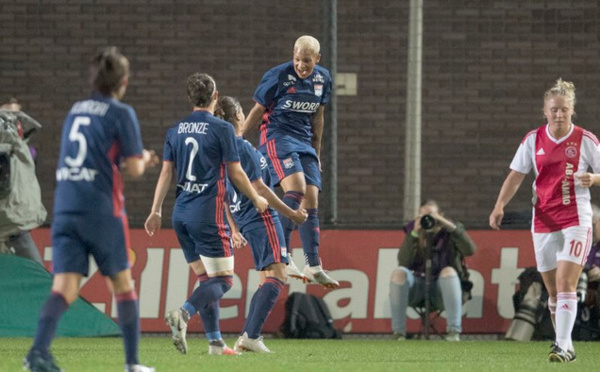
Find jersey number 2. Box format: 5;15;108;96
185;137;199;181
65;116;91;167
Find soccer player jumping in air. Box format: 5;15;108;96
243;35;339;288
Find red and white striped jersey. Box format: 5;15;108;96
510;124;600;233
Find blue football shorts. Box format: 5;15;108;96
51;213;131;277
259;135;321;190
243;216;289;271
173;220;233;263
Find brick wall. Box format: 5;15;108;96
2;0;600;230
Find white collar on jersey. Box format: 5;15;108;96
545;123;574;144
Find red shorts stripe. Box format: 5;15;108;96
216;164;232;256
260;126;268;146
120;214;133;267
260;211;281;263
267;140;285;181
581;227;592;266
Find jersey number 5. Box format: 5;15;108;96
65;116;91;167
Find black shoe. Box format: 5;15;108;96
23;349;64;372
548;343;576;363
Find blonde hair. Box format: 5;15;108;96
294;35;320;55
544;78;576;107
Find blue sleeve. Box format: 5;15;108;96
253;68;279;108
220;124;240;163
241;142;263;182
117;106;143;158
321;72;333;105
162;129;174;162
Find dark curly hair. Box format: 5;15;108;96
214;96;241;123
186;73;216;108
89;46;129;95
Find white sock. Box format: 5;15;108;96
555;292;577;351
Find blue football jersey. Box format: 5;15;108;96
163;110;240;222
253;61;332;145
227;137;279;231
54;93;143;217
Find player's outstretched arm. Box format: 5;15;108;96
241;102;266;136
252;178;308;224
144;160;174;236
489;170;526;230
227;161;269;213
123;149;159;178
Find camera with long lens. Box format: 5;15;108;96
420;214;436;230
505;282;544;341
577;271;588;303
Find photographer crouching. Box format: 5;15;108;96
389;200;477;341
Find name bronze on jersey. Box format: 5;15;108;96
177;122;209;135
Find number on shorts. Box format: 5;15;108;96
569;240;583;257
184;137;199;181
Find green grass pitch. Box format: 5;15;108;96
3;336;597;371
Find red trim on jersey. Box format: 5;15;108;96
266;139;286;181
521;129;537;144
583;130;600;145
215;163;232;256
259;108;272;147
107;142;124;217
260;210;281;264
